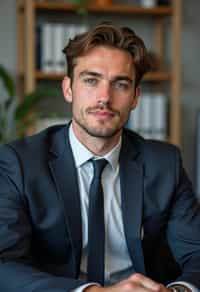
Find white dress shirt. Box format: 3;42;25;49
69;125;197;292
69;125;133;283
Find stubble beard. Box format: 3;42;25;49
73;108;124;139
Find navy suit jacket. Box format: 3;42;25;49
0;124;200;292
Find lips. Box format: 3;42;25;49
89;110;115;119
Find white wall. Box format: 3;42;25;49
0;0;16;74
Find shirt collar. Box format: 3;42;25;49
69;124;121;171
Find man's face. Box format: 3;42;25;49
63;46;140;142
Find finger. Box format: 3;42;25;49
129;273;162;291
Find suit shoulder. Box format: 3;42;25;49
2;124;67;156
124;128;181;159
144;138;180;157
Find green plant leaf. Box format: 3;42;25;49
0;65;58;143
0;65;15;98
15;87;57;120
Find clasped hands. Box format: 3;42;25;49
85;273;173;292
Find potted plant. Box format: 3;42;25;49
0;65;57;143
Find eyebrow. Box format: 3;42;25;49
79;70;134;84
79;71;102;79
113;76;134;84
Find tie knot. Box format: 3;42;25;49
92;159;107;179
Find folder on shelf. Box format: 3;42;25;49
139;93;152;139
36;24;41;70
41;23;54;72
126;96;142;133
151;93;167;140
53;24;66;73
126;92;167;141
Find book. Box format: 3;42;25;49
35;24;41;70
41;23;54;72
53;24;66;73
126;92;167;140
126;97;142;133
139;93;152;138
151;93;167;140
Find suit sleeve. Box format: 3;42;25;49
0;144;85;292
166;147;200;288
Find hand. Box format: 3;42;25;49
84;273;171;291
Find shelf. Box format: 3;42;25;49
17;0;182;146
143;71;171;81
34;2;172;16
35;70;171;82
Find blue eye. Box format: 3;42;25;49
114;81;129;90
84;78;97;86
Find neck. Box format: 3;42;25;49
71;123;122;156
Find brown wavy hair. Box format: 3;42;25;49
63;22;151;87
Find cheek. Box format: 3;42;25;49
114;96;134;112
72;83;91;101
72;88;99;110
73;81;94;95
118;102;134;122
71;91;91;115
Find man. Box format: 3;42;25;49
0;22;199;292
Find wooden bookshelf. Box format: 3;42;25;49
35;70;171;82
16;0;182;146
34;2;172;16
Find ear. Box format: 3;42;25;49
131;86;141;109
62;76;72;103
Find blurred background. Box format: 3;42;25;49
0;0;200;195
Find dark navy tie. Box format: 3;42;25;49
87;159;107;285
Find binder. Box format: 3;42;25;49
140;93;152;139
151;93;167;140
41;22;54;72
53;24;66;73
127;96;142;132
35;24;41;70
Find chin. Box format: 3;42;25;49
74;117;122;138
86;126;121;138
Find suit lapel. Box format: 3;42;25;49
47;126;145;276
48;125;82;277
120;132;146;275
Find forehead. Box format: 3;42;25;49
73;46;135;76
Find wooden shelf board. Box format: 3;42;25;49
35;70;171;81
36;71;64;80
143;71;171;81
34;2;172;16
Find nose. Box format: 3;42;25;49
97;82;111;105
